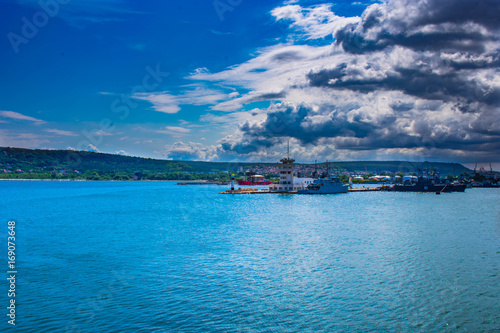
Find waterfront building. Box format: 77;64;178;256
269;144;313;192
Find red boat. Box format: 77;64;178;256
237;173;272;185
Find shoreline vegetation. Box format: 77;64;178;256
0;179;216;182
0;146;480;183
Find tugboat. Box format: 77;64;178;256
297;164;349;194
237;172;272;185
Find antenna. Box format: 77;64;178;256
490;163;493;172
286;140;290;159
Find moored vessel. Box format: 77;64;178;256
297;175;349;194
382;174;466;192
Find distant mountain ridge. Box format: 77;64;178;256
0;147;472;178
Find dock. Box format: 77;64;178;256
220;188;272;194
220;186;381;194
348;186;381;192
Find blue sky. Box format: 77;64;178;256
1;0;499;168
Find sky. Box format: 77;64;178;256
1;0;499;169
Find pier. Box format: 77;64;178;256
348;186;381;192
220;188;273;194
220;186;381;194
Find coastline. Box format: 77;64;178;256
0;179;210;181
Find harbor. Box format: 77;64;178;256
219;147;471;195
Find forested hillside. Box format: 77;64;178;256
0;147;471;180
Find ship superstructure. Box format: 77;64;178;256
297;163;349;194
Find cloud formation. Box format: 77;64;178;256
0;111;45;124
115;150;127;155
132;86;230;114
271;4;360;39
86;144;99;152
158;141;218;161
162;0;500;162
156;126;191;138
44;129;79;136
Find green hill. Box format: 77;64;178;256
0;147;471;180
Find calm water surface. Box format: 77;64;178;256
1;181;499;332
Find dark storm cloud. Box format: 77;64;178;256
336;0;500;54
238;104;380;143
310;0;500;108
337;22;493;54
307;64;500;108
219;136;277;155
409;0;500;30
227;103;399;150
223;102;499;156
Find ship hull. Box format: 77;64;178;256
386;183;466;192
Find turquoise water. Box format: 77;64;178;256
1;181;499;332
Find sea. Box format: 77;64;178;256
0;180;499;332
